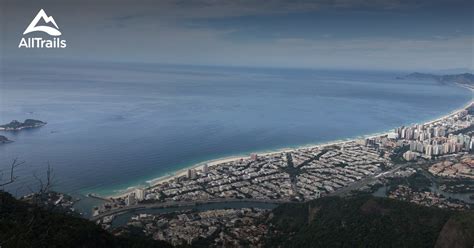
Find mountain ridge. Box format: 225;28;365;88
404;72;474;86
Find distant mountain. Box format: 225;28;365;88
432;68;474;74
265;195;474;248
404;72;474;86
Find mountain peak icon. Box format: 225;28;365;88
23;9;61;36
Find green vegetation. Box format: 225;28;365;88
387;172;433;192
265;195;474;248
0;119;46;130
435;211;474;248
0;191;172;248
440;179;474;193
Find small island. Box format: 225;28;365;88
0;135;12;144
0;119;47;131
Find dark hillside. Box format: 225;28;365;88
0;191;172;248
266;195;474;248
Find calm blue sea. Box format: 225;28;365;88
0;60;471;198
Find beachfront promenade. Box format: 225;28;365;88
93;101;474;221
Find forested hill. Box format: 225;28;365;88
0;191;172;248
265;195;474;248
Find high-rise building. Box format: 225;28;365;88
425;145;433;156
188;169;197;179
250;153;258;161
135;188;144;201
125;193;137;206
433;145;441;155
403;151;417;161
434;127;446;137
399;128;406;139
409;141;417;151
443;143;451;154
416;142;424;153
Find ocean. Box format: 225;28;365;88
0;60;471;198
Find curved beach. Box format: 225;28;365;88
105;98;474;199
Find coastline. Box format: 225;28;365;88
104;98;474;199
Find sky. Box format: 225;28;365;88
0;0;473;71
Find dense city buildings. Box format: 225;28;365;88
394;109;473;158
428;157;474;179
388;185;470;210
120;208;268;247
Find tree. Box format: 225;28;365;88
0;158;24;187
33;162;55;195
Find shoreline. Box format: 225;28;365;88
103;99;474;199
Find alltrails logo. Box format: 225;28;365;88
18;9;67;48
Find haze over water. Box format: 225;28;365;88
0;60;471;196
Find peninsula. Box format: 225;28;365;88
403;72;474;87
0;119;46;131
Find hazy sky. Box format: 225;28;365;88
1;0;473;71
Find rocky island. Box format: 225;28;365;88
0;119;46;131
0;135;12;144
